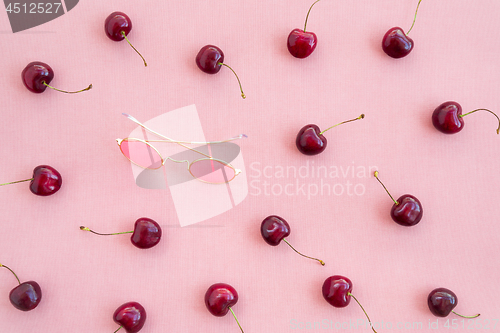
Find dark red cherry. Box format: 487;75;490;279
131;218;162;249
382;27;414;58
21;62;54;93
390;194;423;227
205;283;238;317
105;12;132;42
432;101;464;134
29;165;62;196
9;281;42;311
428;288;457;317
322;275;352;308
113;302;146;333
296;124;326;155
196;45;223;74
287;29;317;59
261;215;290;246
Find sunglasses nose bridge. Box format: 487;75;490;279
116;138;123;145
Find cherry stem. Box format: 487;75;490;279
459;109;500;134
0;264;21;285
283;238;325;266
406;0;422;35
304;0;321;32
42;81;92;94
0;178;33;186
113;326;123;333
229;307;244;333
79;226;133;236
348;292;377;333
217;62;246;99
374;171;399;205
319;114;365;135
452;310;480;319
121;31;147;67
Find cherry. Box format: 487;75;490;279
1;263;42;311
22;62;92;94
382;0;422;58
205;283;244;332
322;276;377;333
80;217;162;249
428;288;480;318
113;301;146;333
374;171;423;226
0;165;62;196
296;114;365;155
261;215;325;266
195;45;246;99
287;0;321;59
105;12;147;67
432;101;500;135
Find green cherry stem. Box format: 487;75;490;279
80;226;133;236
0;178;33;186
374;171;399;205
283;238;325;266
459;109;500;134
452;311;480;319
42;81;92;94
406;0;423;35
229;307;244;333
0;264;21;285
113;326;123;333
304;0;321;32
217;62;246;99
319;114;365;135
348;292;377;333
121;31;148;67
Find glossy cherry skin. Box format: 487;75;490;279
428;288;458;317
432;102;464;134
322;275;352;308
105;12;132;42
296;124;326;155
287;29;317;59
261;215;290;246
22;62;54;93
390;194;423;227
113;302;146;333
9;281;42;311
131;218;162;249
382;27;414;59
29;165;62;196
196;45;224;74
205;283;238;317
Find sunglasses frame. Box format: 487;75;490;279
116;114;245;184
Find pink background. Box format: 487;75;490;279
1;0;499;332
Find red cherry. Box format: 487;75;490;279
296;114;365;155
1;165;62;196
205;283;245;332
196;45;246;99
432;101;500;135
105;12;147;67
1;264;42;312
113;301;146;333
322;275;378;332
22;62;92;94
287;0;321;59
80;217;162;249
382;0;422;59
427;288;479;319
261;215;325;265
374;171;423;227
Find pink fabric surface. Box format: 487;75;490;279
1;1;499;332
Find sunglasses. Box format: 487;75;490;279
116;113;247;184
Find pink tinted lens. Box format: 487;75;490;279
189;159;236;183
120;139;163;169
